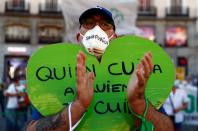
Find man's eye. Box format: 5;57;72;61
83;21;95;27
100;22;112;29
86;22;95;25
100;22;108;26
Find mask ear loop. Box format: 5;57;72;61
68;102;86;131
108;33;114;41
79;33;84;37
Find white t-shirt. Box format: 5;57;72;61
163;88;189;123
163;97;174;116
5;83;25;109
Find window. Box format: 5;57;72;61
5;0;29;12
165;26;187;47
38;24;63;44
139;0;151;10
3;55;29;84
5;23;31;43
171;0;181;7
138;26;155;41
40;0;61;13
138;0;156;16
166;0;189;16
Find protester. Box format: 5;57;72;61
163;80;189;131
4;76;26;131
26;6;173;131
17;75;30;131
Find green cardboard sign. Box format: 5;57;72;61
27;36;175;131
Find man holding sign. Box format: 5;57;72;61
26;6;173;131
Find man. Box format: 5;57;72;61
26;7;173;131
4;77;26;131
163;80;189;131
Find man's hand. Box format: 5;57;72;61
127;52;174;131
127;52;153;115
75;51;95;112
174;103;188;113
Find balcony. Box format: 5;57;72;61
166;6;189;17
39;2;62;16
138;6;157;17
5;1;29;13
5;36;30;43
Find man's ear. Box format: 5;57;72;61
111;33;118;40
76;33;80;43
114;33;118;38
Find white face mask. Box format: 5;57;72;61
80;25;114;57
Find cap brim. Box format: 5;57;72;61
79;8;115;28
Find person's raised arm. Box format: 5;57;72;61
26;51;95;131
127;52;174;131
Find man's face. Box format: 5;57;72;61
15;80;20;86
77;14;116;42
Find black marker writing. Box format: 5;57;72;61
108;62;135;76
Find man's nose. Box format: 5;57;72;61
95;22;101;27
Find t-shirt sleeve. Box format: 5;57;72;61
159;106;167;115
6;84;14;94
18;85;26;92
31;107;43;120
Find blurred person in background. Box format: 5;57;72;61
0;79;5;117
17;75;30;131
182;76;197;89
192;75;198;87
4;76;26;131
163;80;189;131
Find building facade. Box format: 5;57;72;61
0;0;198;84
137;0;198;80
0;0;65;83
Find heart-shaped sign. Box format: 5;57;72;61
27;36;175;130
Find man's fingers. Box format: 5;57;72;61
88;72;95;87
77;52;86;88
140;52;153;80
75;51;94;109
136;65;145;87
78;51;86;76
145;52;153;72
142;57;150;78
87;72;95;96
79;51;86;67
77;53;83;78
76;64;82;85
